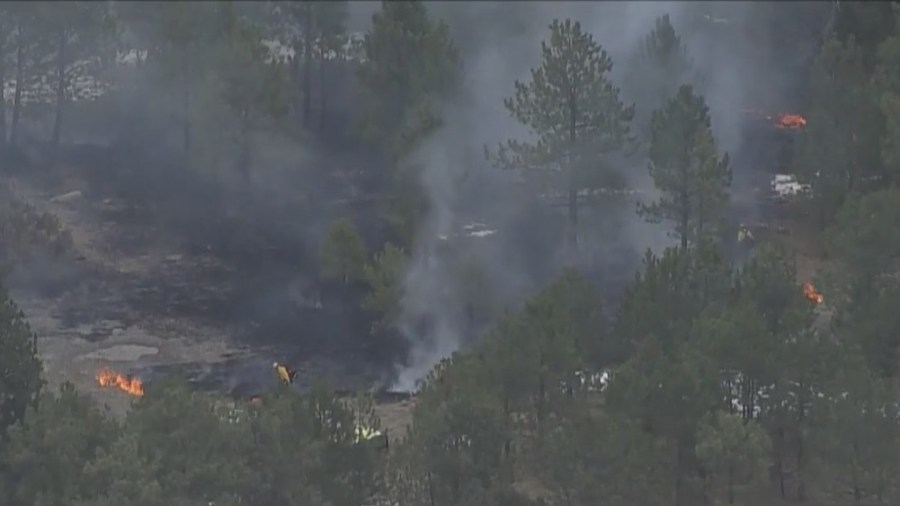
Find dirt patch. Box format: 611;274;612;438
375;397;416;439
81;344;159;362
3;150;392;419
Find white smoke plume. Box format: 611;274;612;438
380;1;828;391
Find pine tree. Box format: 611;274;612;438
639;85;730;248
492;18;636;251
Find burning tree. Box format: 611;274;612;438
490;18;636;251
639;85;731;248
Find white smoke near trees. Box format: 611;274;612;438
379;1;828;391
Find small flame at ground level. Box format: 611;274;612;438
96;369;144;396
740;109;807;130
775;113;807;129
802;282;824;304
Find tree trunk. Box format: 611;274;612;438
796;393;807;502
567;188;578;251
851;440;861;503
776;426;787;499
795;427;806;502
680;187;689;249
675;439;687;506
302;10;313;129
238;109;251;186
181;56;192;162
567;96;578;253
0;36;7;148
318;43;327;132
727;464;735;504
536;353;546;447
51;30;68;154
503;397;512;462
426;471;436;506
11;22;25;147
291;52;301;122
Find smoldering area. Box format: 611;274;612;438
1;1;829;399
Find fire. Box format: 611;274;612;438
775;113;807;130
96;369;144;397
802;282;824;305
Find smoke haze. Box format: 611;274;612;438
382;1;829;390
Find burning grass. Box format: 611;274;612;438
96;369;144;397
775;113;807;130
802;281;824;305
740;108;807;130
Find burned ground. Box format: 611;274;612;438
0;84;811;422
2;140;399;413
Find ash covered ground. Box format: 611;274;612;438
4;146;393;412
2;119;801;415
0;1;828;416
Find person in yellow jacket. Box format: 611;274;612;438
737;224;754;243
355;425;389;449
273;362;297;385
355;425;382;442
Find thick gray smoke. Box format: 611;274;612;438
375;1;826;391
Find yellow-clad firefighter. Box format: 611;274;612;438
737;224;754;243
273;362;297;385
355;425;381;442
355;425;388;449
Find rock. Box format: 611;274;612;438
49;190;83;203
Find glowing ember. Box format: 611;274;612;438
96;369;144;397
802;282;824;305
775;113;807;130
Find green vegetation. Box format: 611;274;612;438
319;218;368;285
639;85;731;248
0;187;73;271
490;18;635;250
362;243;408;338
1;3;900;506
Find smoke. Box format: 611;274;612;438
381;1;827;391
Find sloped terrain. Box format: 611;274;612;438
2;146;392;415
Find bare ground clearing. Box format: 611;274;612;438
3;159;380;417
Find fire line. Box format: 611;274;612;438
802;282;823;305
96;369;144;397
775;113;807;130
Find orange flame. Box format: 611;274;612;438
775;113;807;130
802;282;823;305
96;369;144;397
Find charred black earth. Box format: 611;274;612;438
4;143;397;406
4;111;799;407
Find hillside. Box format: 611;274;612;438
2;3;900;506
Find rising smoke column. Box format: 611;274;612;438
386;1;824;391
